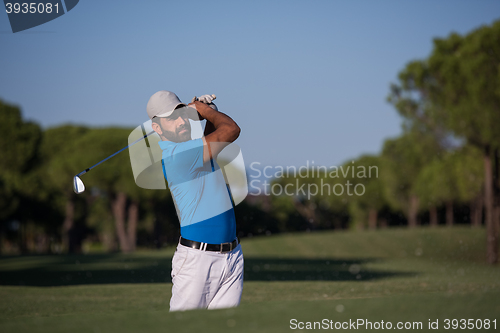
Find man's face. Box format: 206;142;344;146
155;108;191;142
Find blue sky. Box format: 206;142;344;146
1;0;499;169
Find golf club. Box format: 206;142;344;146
73;94;217;194
73;130;155;194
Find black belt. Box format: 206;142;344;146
179;237;239;253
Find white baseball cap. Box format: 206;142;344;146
147;90;186;119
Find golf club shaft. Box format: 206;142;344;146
76;130;155;177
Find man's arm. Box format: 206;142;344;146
204;119;216;137
188;101;240;164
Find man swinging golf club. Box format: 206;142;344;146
147;90;243;311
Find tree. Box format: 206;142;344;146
270;171;323;231
40;125;90;253
73;127;146;253
343;155;386;230
414;153;461;227
0;100;41;220
381;131;441;227
453;146;484;227
268;165;349;232
388;60;451;148
388;21;500;263
387;58;448;228
0;99;42;252
428;21;500;263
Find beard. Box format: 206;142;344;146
161;123;192;143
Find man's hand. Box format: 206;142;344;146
191;94;219;111
197;94;215;104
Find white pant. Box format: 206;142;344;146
169;242;244;312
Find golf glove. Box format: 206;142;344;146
197;94;214;104
198;94;218;111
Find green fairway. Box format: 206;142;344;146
0;226;499;332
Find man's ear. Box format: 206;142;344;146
152;122;163;135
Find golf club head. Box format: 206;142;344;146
73;176;85;194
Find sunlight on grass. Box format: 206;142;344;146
0;226;498;332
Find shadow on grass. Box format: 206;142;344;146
0;254;416;287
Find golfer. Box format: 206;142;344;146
147;91;244;312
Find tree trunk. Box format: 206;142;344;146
368;208;377;230
36;233;49;253
445;201;454;226
484;146;498;264
429;206;438;227
112;192;131;253
494;148;500;260
495;205;500;237
471;194;483;227
127;200;139;252
62;197;76;253
408;195;419;228
102;232;117;252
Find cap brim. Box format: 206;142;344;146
155;103;187;118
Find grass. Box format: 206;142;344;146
0;226;499;332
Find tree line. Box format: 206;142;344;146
1;20;499;263
268;20;500;264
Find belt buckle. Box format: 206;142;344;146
219;241;231;253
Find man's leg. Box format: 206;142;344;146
207;244;244;310
170;244;231;311
169;245;210;311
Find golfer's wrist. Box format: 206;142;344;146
196;103;218;119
